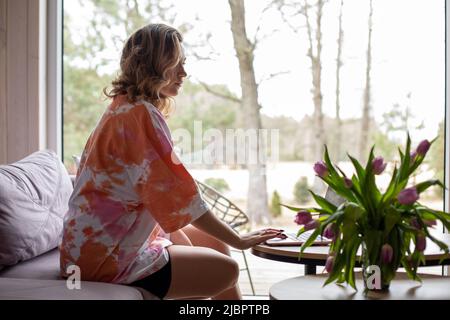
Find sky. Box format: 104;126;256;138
65;0;445;140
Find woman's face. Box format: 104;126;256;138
160;50;187;98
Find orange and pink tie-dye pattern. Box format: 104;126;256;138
59;96;209;284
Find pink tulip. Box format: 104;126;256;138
372;156;387;175
294;211;312;225
397;187;419;205
304;219;320;231
424;219;437;227
313;161;329;178
381;244;394;264
325;256;334;273
323;223;337;241
416;235;427;252
405;255;414;268
416;140;431;156
344;177;353;188
410;218;421;229
410;151;417;162
410;218;436;229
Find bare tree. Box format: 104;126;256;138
359;0;373;160
72;0;177;70
303;0;326;161
228;0;269;225
275;0;327;194
278;0;326;161
334;0;344;161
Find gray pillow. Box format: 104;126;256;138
0;150;73;268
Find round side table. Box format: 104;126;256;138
269;272;450;300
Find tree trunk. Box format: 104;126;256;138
334;0;344;161
304;0;325;162
303;0;326;194
228;0;269;225
360;0;373;161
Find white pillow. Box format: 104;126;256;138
0;150;73;267
72;155;81;168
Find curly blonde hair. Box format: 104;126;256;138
104;23;183;118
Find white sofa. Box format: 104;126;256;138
0;150;155;300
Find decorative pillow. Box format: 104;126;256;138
0;150;73;268
72;155;81;168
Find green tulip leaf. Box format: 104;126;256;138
279;204;303;212
309;191;337;214
398;134;412;181
348;154;366;182
343;203;364;221
384;207;401;237
323;145;339;179
298;227;322;260
415;179;445;194
323;253;345;287
423;229;450;255
344;237;361;290
418;207;450;230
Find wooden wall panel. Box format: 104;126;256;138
0;0;40;164
6;0;28;163
0;0;7;164
27;0;40;155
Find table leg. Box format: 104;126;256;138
305;264;316;275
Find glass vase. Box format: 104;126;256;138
361;242;391;292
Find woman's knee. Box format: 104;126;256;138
219;256;240;289
211;240;231;256
197;256;239;297
166;246;240;299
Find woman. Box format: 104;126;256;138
59;23;284;300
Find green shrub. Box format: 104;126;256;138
270;190;282;218
204;178;230;193
293;176;310;204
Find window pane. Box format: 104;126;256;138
63;0;446;287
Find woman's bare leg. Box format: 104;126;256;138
170;228;193;246
165;245;240;300
181;225;231;255
181;225;242;300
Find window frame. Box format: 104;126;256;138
45;0;63;158
445;0;449;275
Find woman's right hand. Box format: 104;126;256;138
191;211;287;251
235;228;286;250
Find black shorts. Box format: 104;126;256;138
129;258;172;299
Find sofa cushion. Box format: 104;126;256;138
0;277;145;300
0;248;160;300
0;150;73;268
0;248;61;280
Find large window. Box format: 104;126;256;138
63;0;447;290
63;0;445;207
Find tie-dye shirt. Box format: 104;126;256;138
59;95;209;284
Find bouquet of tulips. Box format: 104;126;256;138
284;135;450;290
